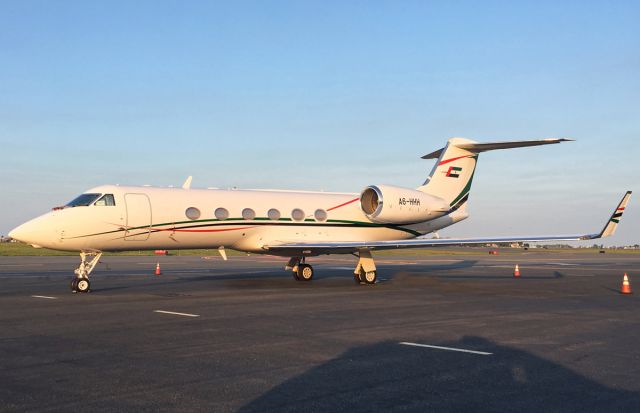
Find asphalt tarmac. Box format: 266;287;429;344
1;250;639;412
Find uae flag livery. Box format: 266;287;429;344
446;166;462;178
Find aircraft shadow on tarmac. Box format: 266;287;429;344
91;260;566;292
238;336;640;413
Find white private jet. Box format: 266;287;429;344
9;138;632;293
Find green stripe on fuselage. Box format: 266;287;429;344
67;217;422;239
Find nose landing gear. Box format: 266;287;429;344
71;251;102;293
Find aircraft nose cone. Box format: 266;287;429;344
9;222;38;244
8;225;24;242
8;216;54;247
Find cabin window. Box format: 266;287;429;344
185;207;201;220
66;193;101;207
242;208;256;220
215;207;229;220
267;208;281;220
291;208;305;222
94;194;116;206
314;209;328;222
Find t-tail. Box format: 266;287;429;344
417;137;573;210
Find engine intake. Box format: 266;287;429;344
360;184;449;224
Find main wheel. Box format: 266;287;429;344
297;264;314;281
70;278;78;292
362;270;377;285
76;278;91;293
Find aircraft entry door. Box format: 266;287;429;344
124;193;152;241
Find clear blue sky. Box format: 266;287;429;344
1;1;638;245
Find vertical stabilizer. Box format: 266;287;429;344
417;138;478;210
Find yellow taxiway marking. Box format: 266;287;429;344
154;310;200;318
399;342;492;355
31;295;58;300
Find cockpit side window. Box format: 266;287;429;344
94;194;116;206
66;193;101;207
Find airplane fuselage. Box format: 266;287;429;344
14;185;467;255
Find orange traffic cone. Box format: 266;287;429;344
155;262;162;276
514;264;521;278
621;273;632;294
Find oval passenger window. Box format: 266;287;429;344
185;207;201;220
314;209;328;222
242;208;256;220
215;207;229;220
268;208;281;220
291;208;305;222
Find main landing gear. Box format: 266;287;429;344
353;249;377;285
286;257;314;281
71;251;102;293
285;249;378;285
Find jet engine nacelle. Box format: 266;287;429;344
360;184;450;224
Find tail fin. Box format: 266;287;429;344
417;137;572;209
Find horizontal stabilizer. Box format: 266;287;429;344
422;138;573;159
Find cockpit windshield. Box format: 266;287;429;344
65;193;101;207
94;194;116;206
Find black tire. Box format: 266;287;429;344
297;264;314;281
292;270;301;281
70;278;78;292
362;270;377;285
76;278;91;293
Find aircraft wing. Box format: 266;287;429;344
264;191;632;255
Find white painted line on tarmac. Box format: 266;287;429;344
399;342;492;355
0;264;45;267
32;295;58;300
154;310;200;318
544;262;580;266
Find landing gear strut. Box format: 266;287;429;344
354;249;377;285
71;251;102;293
286;257;314;281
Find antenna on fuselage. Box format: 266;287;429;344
182;176;193;189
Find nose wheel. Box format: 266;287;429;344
71;251;102;293
71;277;91;293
